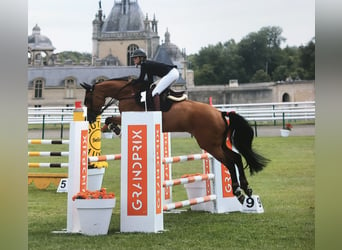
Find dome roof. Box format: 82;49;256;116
157;29;183;64
28;24;55;51
101;0;145;32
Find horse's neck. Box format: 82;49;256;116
99;80;129;99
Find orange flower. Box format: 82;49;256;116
72;188;115;201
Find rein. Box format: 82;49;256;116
115;79;142;101
98;79;136;114
100;98;116;113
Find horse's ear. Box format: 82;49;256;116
80;82;92;90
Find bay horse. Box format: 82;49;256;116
81;77;269;203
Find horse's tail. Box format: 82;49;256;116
223;111;269;175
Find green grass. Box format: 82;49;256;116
28;136;314;250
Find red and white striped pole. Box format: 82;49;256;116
163;132;172;204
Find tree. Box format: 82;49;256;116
56;51;92;64
189;26;314;85
237;26;285;82
192;41;245;85
272;65;288;81
298;38;315;80
250;69;271;83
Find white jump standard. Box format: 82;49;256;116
120;112;164;233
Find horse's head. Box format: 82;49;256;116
81;78;137;123
80;82;104;123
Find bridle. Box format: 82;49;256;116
84;79;135;120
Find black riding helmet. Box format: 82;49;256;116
131;48;147;58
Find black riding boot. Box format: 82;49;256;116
153;94;160;111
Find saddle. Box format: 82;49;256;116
136;86;187;112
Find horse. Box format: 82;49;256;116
81;77;269;203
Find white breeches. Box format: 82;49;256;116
152;68;179;96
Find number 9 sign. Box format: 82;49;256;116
241;195;264;213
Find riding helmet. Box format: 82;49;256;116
131;49;147;58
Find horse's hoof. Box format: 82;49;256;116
105;117;112;125
245;187;253;197
237;194;245;204
233;187;245;204
114;127;121;135
233;187;241;196
109;124;121;135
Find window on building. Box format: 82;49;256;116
127;44;139;66
282;93;290;102
65;78;76;98
34;79;43;98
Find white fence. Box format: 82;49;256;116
214;101;315;122
28;101;315;125
28;101;315;138
28;105;120;125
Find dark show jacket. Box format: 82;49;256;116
136;60;177;84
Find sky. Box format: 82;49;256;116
28;0;315;55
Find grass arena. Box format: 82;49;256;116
28;121;314;250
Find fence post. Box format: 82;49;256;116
42;114;45;139
60;112;64;139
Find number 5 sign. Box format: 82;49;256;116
57;178;68;193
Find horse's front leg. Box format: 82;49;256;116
105;116;122;135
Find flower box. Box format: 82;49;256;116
182;173;214;212
75;198;116;236
280;129;290;137
102;132;114;139
87;168;105;191
73;188;116;236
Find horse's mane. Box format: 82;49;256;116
108;76;131;81
93;76;131;86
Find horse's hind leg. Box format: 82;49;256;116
231;152;253;197
209;146;245;203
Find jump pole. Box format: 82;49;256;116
120;111;163;233
163;132;172;204
66;101;89;233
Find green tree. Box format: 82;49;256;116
237;26;285;82
191;40;245;85
272;65;288;81
189;26;314;85
56;51;92;64
298;38;315;79
250;69;271;82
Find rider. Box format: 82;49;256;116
131;48;179;111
